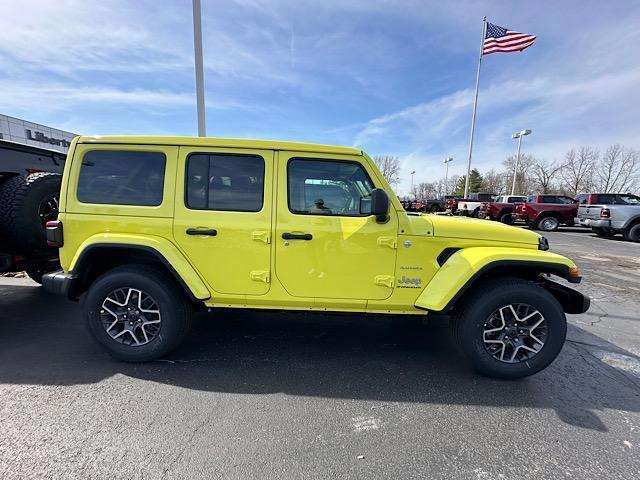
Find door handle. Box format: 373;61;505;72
282;233;312;240
186;228;217;236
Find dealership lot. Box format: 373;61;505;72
0;228;639;479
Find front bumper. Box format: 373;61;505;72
42;270;77;298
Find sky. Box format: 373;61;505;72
1;0;639;195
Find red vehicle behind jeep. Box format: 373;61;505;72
479;195;527;224
515;194;578;232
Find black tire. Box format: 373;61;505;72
450;277;566;379
592;227;615;238
536;215;560;232
623;223;640;242
84;265;193;362
429;204;440;213
499;212;514;225
0;173;61;251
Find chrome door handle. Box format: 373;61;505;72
186;228;217;236
282;233;312;240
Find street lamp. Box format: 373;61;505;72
511;129;532;195
410;170;416;198
443;157;453;195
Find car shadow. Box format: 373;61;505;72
1;284;638;432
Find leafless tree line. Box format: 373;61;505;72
378;145;639;199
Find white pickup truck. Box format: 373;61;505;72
576;193;640;242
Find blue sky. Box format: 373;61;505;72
1;0;639;195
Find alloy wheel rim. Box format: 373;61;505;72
38;194;59;226
100;288;161;346
541;217;558;231
482;303;547;363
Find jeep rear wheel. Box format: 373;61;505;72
84;265;192;362
536;216;560;232
451;277;566;379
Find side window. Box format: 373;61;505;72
527;195;536;203
558;196;576;204
185;153;264;212
287;158;375;216
77;150;166;206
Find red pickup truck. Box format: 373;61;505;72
445;192;496;216
515;194;578;231
479;195;527;224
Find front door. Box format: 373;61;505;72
275;152;398;300
173;147;274;295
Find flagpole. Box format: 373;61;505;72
463;16;487;198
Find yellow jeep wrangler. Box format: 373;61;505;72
43;136;589;378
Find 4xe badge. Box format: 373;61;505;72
397;275;421;288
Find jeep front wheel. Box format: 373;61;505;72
451;278;566;379
84;266;192;362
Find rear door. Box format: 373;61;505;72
173;147;274;295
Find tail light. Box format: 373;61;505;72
600;208;610;218
462;203;468;209
46;220;64;248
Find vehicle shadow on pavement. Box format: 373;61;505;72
1;284;639;433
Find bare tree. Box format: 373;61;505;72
413;182;439;199
531;159;563;194
373;155;401;186
561;147;597;196
594;145;640;193
482;169;507;195
503;153;535;194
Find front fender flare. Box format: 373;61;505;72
414;247;578;312
70;233;211;300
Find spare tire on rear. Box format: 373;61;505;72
0;172;61;251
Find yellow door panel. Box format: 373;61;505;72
274;151;397;300
173;147;274;296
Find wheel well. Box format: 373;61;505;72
625;216;640;229
70;246;200;303
443;261;578;312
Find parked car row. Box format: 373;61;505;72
400;196;453;212
401;190;640;242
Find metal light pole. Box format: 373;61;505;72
443;157;453;195
410;170;416;198
511;129;531;195
192;0;206;136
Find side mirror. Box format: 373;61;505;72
370;188;390;222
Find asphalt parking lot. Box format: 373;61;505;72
1;227;639;479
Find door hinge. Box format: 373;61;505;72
250;270;271;283
374;275;394;288
252;231;271;244
377;236;397;249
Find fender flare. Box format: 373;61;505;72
69;234;210;301
414;247;579;312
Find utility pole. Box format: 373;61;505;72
192;0;206;136
511;129;531;195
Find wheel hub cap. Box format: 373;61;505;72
99;288;161;346
483;304;547;363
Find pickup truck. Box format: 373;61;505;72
445;193;496;216
515;195;578;232
402;197;450;213
479;196;527;224
43;135;589;378
576;193;640;241
0;139;65;282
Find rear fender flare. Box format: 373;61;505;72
70;234;210;301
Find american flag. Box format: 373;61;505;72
483;22;536;55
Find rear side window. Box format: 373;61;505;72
77;150;166;206
186;153;264;212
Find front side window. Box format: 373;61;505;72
615;194;640;205
77;150;166;206
186;153;264;212
288;158;375;216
